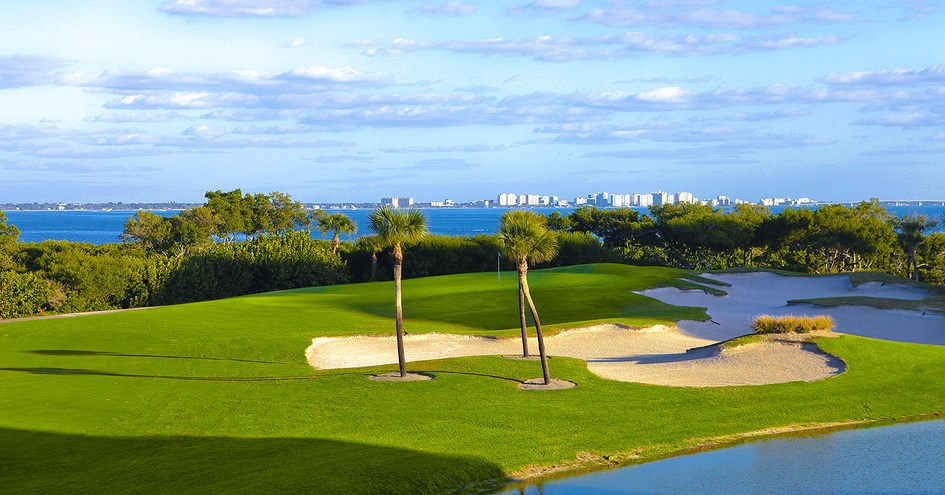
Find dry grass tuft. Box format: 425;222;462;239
751;314;834;334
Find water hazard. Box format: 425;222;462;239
498;419;945;495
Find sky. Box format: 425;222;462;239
0;0;943;204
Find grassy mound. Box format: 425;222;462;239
1;263;944;494
751;315;835;334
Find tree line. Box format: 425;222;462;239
2;191;942;322
548;201;943;282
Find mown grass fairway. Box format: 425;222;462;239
2;264;944;494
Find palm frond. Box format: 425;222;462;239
496;210;559;264
368;206;428;247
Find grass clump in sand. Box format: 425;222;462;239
751;314;835;334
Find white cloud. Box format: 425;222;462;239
822;65;945;85
508;0;581;15
636;86;691;103
349;31;846;61
418;1;475;16
378;144;505;153
578;2;856;29
160;0;310;17
90;112;189;123
0;55;66;88
283;66;390;84
854;113;945;127
183;125;227;138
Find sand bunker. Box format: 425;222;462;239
638;272;945;345
306;324;844;387
592;337;845;387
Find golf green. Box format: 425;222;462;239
1;264;943;494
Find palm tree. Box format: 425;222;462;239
497;210;559;385
317;213;357;255
355;234;382;281
369;206;427;377
896;216;939;281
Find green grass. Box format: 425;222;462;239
1;263;945;494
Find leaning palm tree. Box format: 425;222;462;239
317;213;357;255
497;210;559;385
369;206;427;377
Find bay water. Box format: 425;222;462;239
499;419;945;495
4;205;944;245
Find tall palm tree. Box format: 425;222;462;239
369;206;427;377
896;215;938;281
497;210;559;385
317;213;357;255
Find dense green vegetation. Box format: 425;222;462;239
556;202;945;282
0;194;345;318
1;194;943;320
1;264;944;494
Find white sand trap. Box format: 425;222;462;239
591;339;845;387
638;272;944;345
306;324;843;387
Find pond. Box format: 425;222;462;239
498;419;945;495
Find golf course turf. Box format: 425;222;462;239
1;263;944;494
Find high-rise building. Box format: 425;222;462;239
497;192;518;206
611;193;633;207
381;197;414;208
676;191;694;204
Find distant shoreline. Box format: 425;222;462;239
4;199;945;212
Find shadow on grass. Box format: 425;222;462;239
2;367;530;385
421;369;524;384
0;428;506;495
0;367;370;382
27;349;286;365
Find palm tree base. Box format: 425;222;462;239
369;372;434;382
518;378;577;390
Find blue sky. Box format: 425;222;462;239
0;0;943;203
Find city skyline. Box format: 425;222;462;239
1;1;944;203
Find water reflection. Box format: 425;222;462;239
501;420;945;495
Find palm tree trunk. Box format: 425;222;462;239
370;252;378;281
520;261;550;385
911;249;919;281
331;233;340;255
518;277;529;357
393;244;406;377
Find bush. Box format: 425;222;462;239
156;231;347;304
751;314;834;334
343;232;621;282
0;271;52;319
